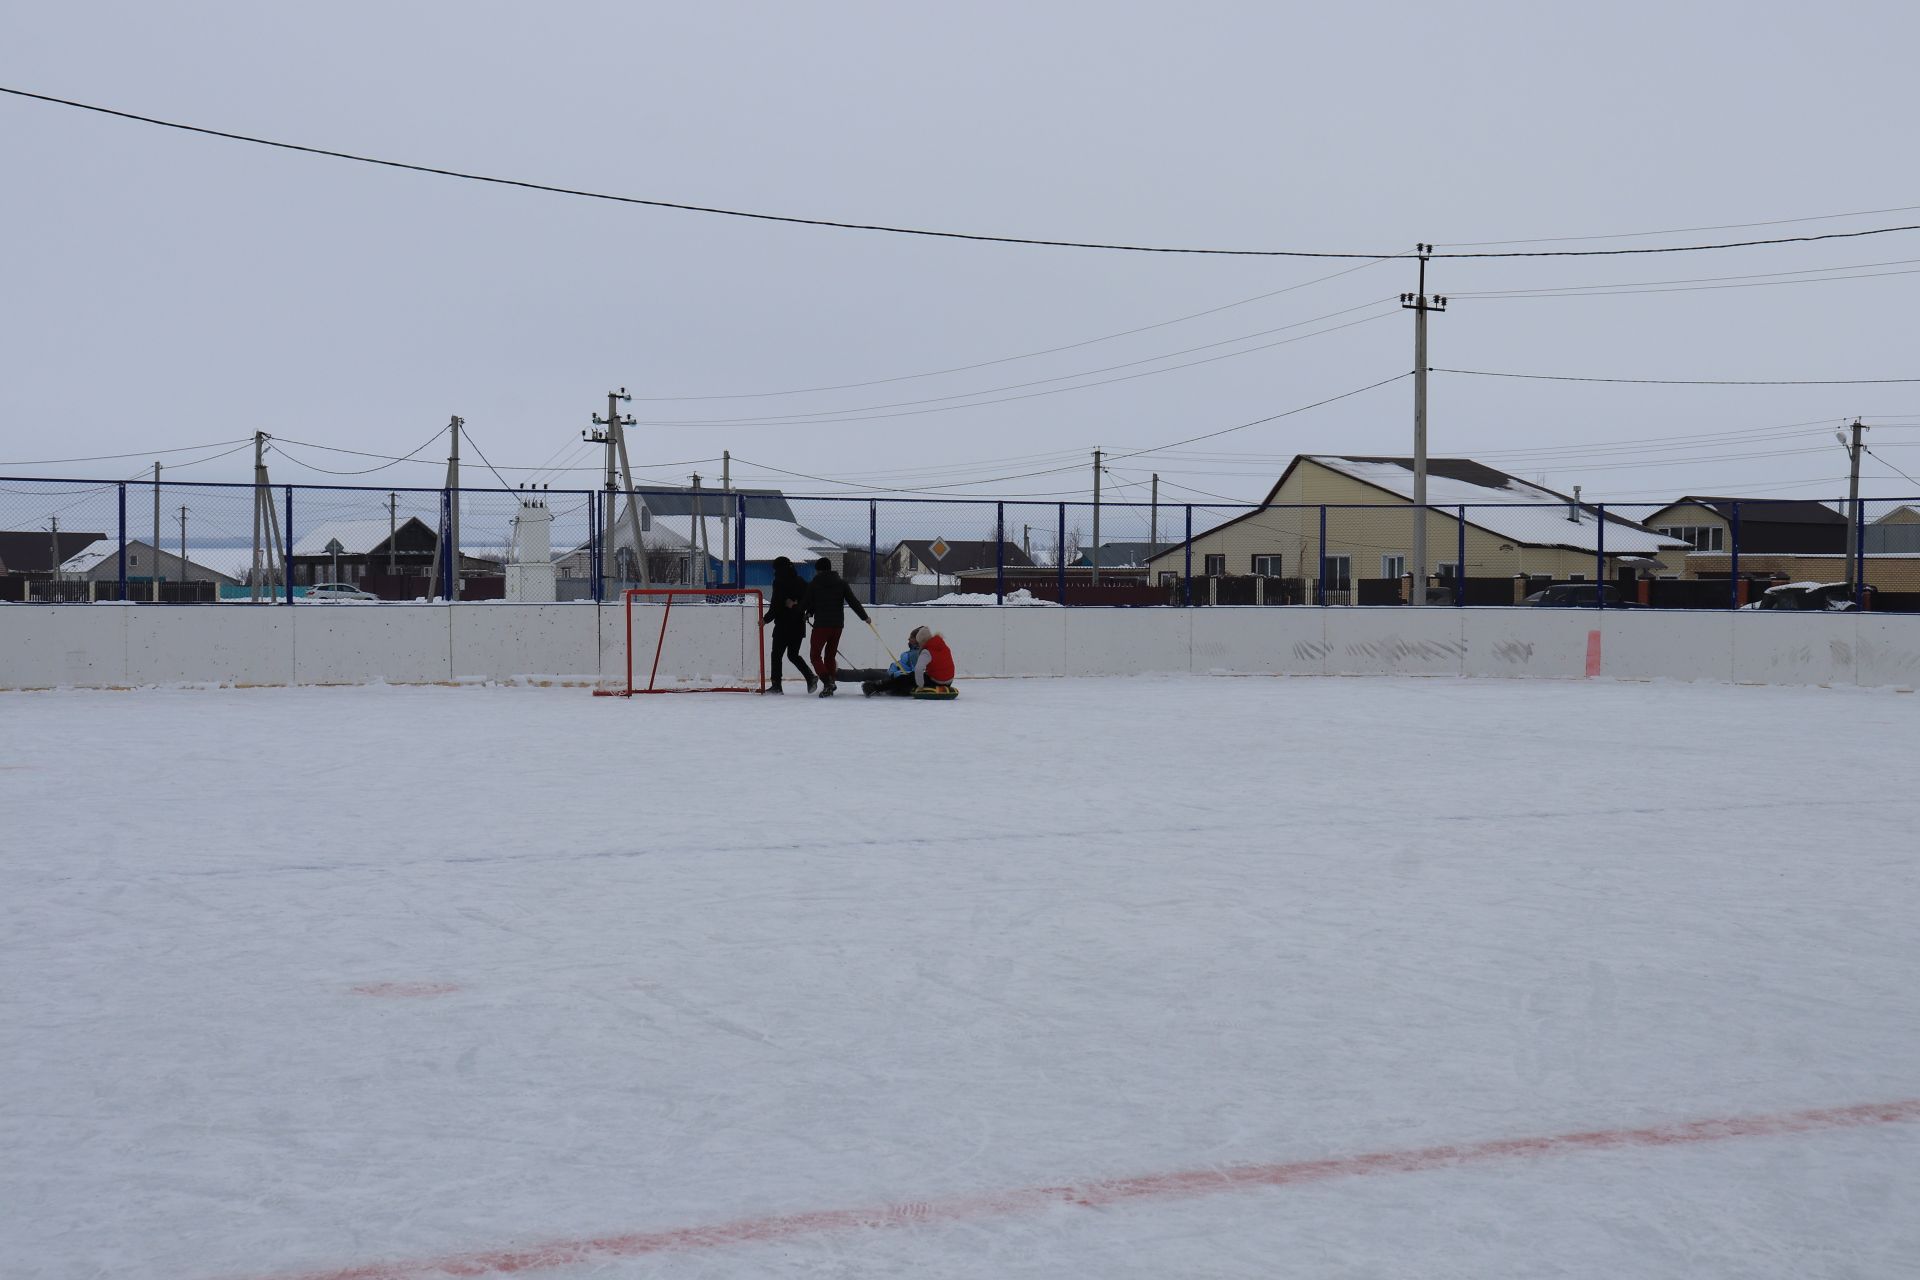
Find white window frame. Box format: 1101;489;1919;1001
1380;554;1406;579
1203;553;1226;577
1322;555;1351;590
1251;554;1284;577
1436;562;1460;580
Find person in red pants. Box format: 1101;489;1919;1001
802;556;870;697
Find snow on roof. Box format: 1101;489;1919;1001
1310;456;1683;554
57;539;118;575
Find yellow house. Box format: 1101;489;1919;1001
1144;455;1686;596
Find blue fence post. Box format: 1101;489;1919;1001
1182;505;1192;606
867;500;878;606
283;486;295;605
116;483;127;600
1595;503;1606;609
1728;501;1740;609
1317;505;1328;606
1456;506;1467;606
585;490;598;602
1057;503;1067;604
995;502;1005;605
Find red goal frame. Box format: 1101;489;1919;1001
595;587;767;696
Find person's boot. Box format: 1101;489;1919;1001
862;680;878;697
803;672;818;693
766;683;784;695
818;680;836;698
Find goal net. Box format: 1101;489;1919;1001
597;587;767;696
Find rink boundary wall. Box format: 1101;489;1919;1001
1;604;1917;691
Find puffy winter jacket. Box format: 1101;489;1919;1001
804;568;869;629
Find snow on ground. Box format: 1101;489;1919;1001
3;676;1918;1279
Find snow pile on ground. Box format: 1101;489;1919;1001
4;678;1917;1278
923;587;1059;606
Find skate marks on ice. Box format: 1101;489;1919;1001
253;1097;1920;1280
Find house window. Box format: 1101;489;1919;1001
1204;553;1226;576
1436;562;1459;580
1380;554;1406;579
1655;525;1724;551
1322;555;1351;590
1251;554;1283;577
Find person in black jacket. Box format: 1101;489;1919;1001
803;556;870;697
762;556;816;694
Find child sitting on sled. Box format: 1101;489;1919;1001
847;626;954;697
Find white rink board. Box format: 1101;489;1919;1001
3;603;1918;689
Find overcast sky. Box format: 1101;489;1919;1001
4;0;1917;521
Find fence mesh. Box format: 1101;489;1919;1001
4;475;1918;610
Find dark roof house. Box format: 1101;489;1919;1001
1642;496;1847;555
0;530;108;576
891;539;1037;575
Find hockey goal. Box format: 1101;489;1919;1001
596;587;767;696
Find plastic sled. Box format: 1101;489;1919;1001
912;684;959;701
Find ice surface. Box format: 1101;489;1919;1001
3;677;1917;1279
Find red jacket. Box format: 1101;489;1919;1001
922;634;955;684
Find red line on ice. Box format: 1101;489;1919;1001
256;1097;1920;1280
1585;628;1603;676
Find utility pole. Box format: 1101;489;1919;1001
249;430;287;602
689;472;705;586
178;505;189;591
449;416;462;598
720;450;732;579
48;515;59;586
388;492;398;576
1091;447;1103;585
586;388;643;596
1023;523;1031;562
152;461;163;602
1841;417;1868;597
1401;245;1447;607
1150;472;1160;563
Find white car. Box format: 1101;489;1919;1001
304;582;380;603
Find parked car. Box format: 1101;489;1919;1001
304;582;379;603
1740;581;1858;612
1523;583;1637;608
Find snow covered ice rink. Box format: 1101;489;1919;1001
5;675;1918;1279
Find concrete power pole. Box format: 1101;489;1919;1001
1150;472;1160;563
178;505;189;590
1842;417;1868;598
449;416;462;598
586;389;643;597
1400;245;1447;607
388;491;398;576
1091;447;1103;586
721;450;732;579
152;461;163;602
48;515;59;588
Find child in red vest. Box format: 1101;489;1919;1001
855;626;954;697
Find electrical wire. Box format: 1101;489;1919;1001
270;428;447;475
633;300;1398;426
0;437;251;467
8;86;1920;260
1455;265;1920;300
1436;368;1920;387
1439;202;1920;248
458;424;517;492
1452;257;1920;298
627;259;1404;402
1865;446;1920;488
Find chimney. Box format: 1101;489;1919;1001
1569;485;1583;524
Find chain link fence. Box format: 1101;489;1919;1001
3;477;1916;611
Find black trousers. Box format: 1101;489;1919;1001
841;669;917;696
770;632;812;686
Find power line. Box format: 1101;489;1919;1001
1436;368;1920;387
9;85;1920;260
633;300;1398;426
627;259;1403;401
0;437;251;467
268;427;446;475
1453;257;1920;299
1438;202;1920;248
1864;446;1920;488
458;424;515;492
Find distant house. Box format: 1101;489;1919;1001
1071;540;1172;570
289;518;445;586
1866;505;1920;554
889;539;1035;577
59;539;240;587
1639;496;1847;556
555;485;846;589
1143;455;1684;592
0;529;107;578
